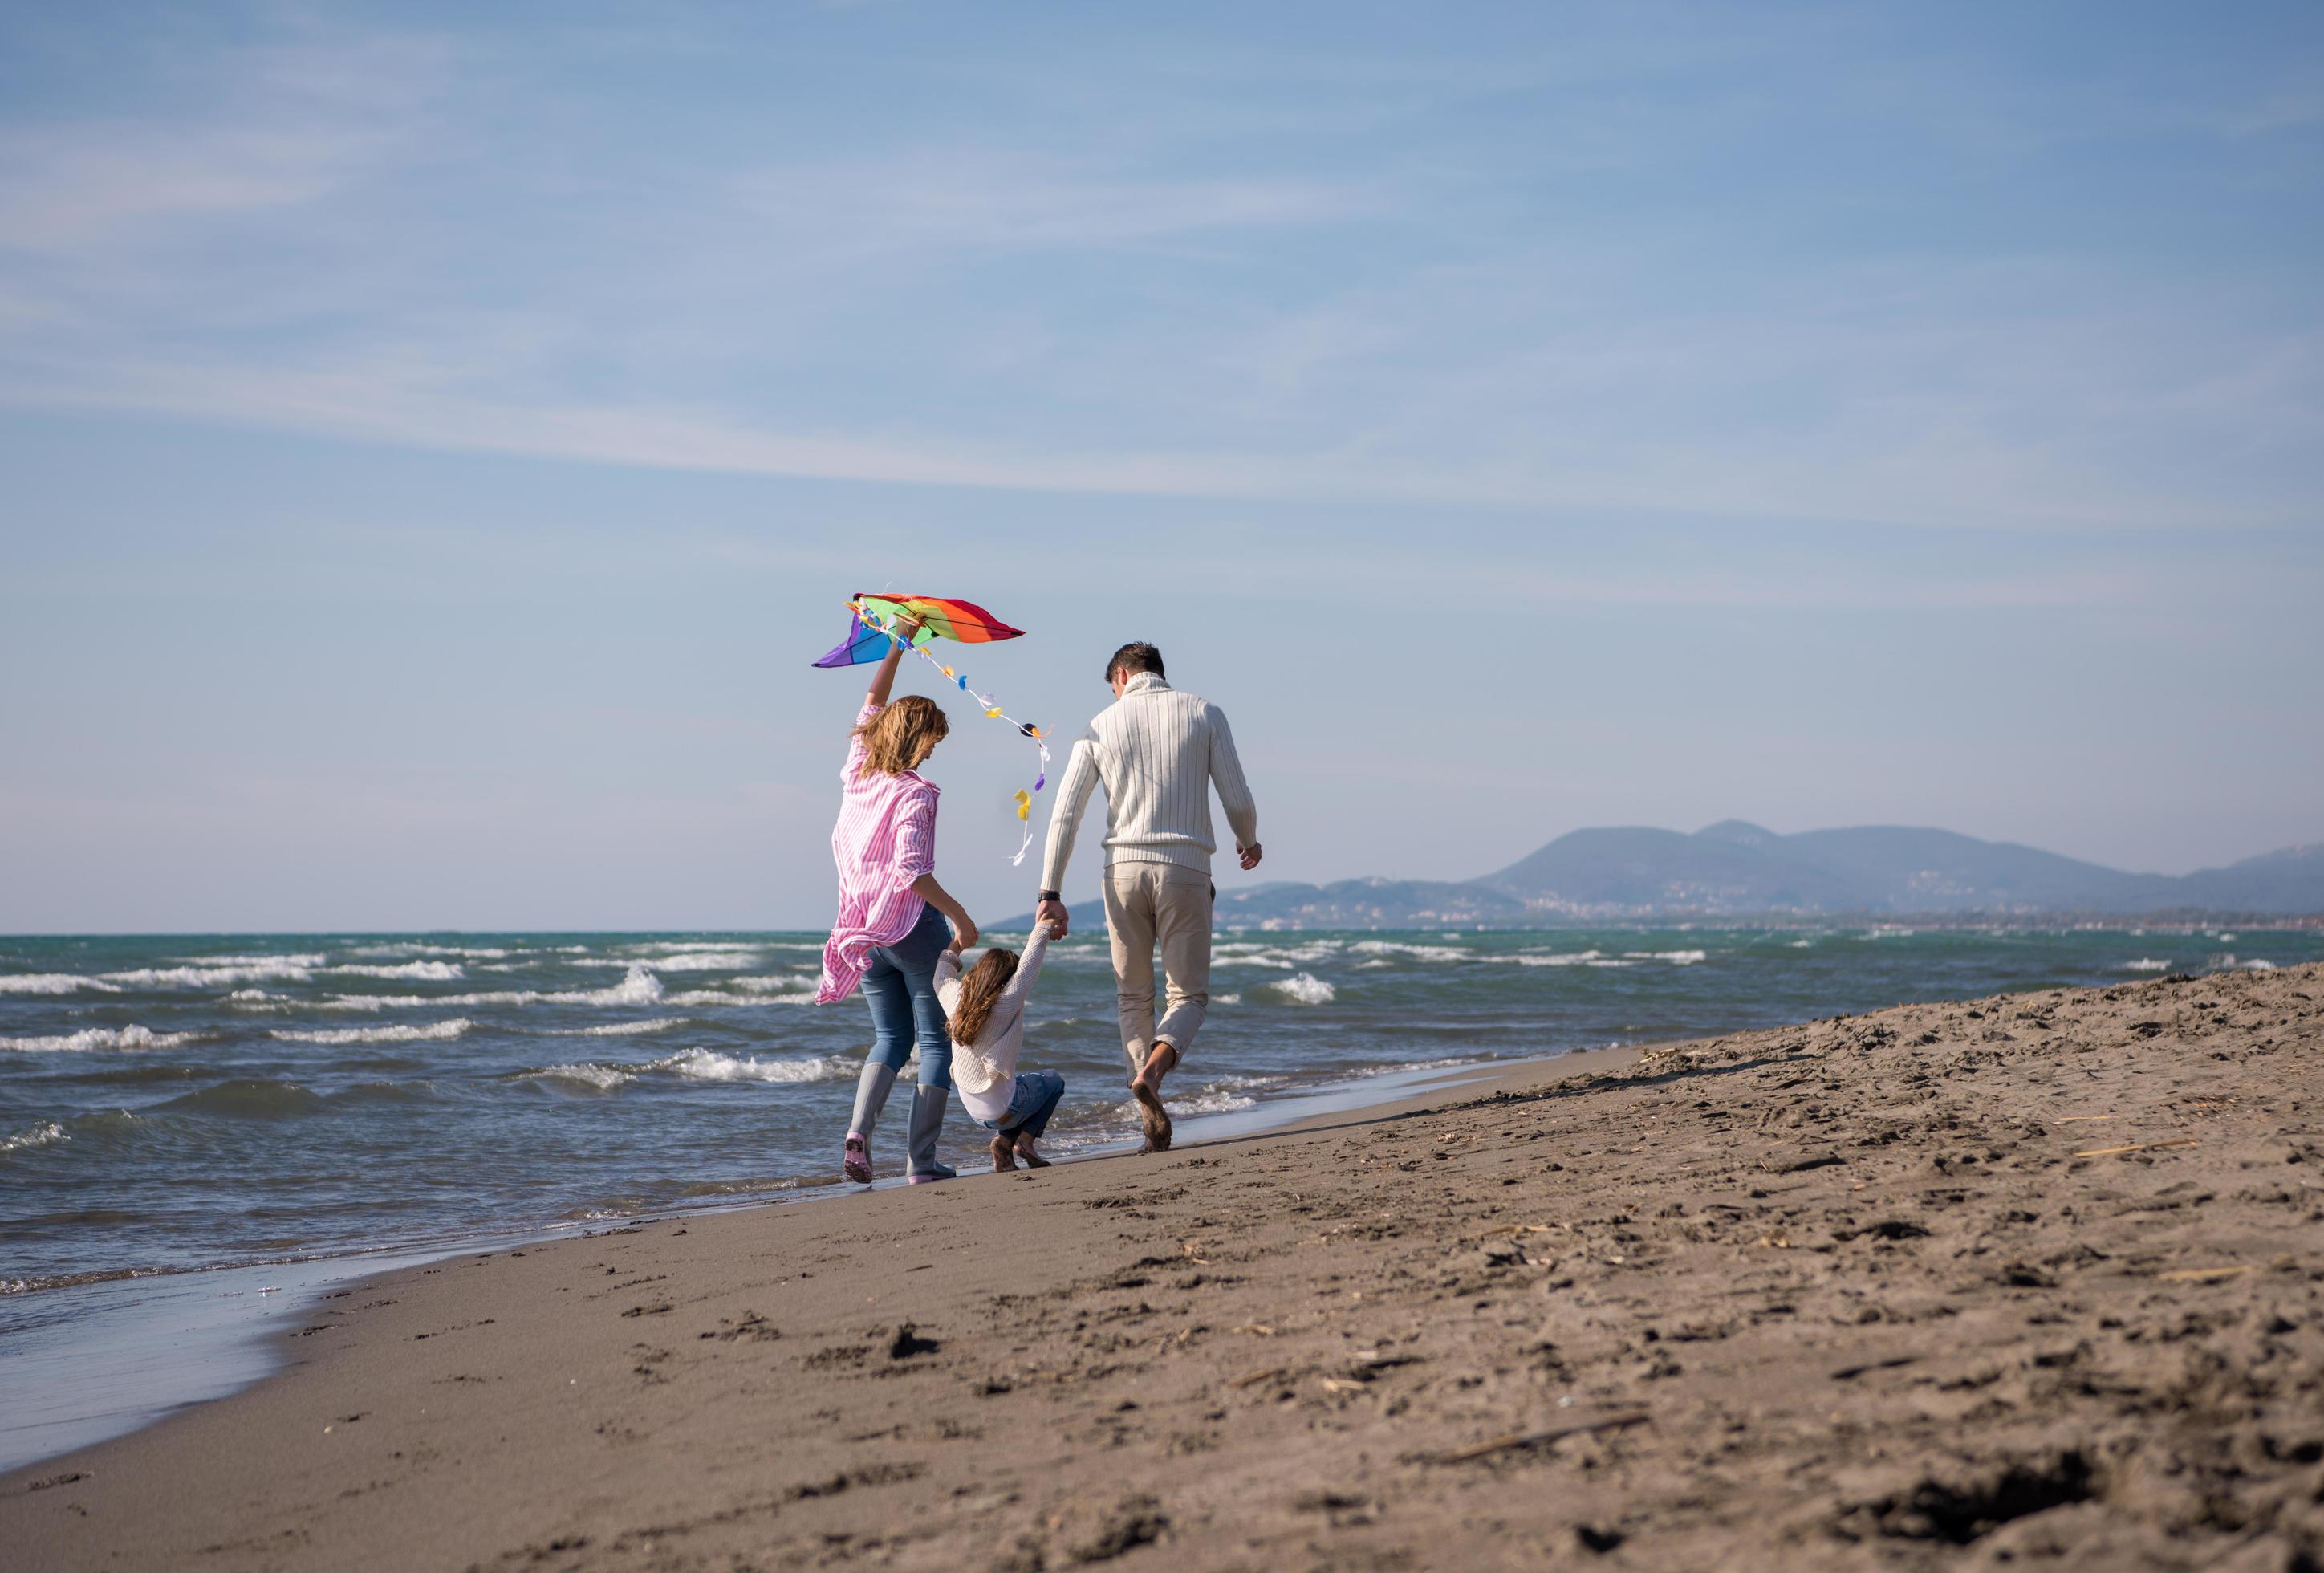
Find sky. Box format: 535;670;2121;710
2;1;2320;933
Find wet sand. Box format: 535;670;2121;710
4;964;2320;1570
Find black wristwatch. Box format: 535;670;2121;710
1037;890;1061;904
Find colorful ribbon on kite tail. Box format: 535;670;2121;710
854;601;1053;865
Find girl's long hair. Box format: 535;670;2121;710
949;946;1019;1047
855;695;948;775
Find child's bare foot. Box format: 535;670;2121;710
989;1132;1018;1172
1014;1132;1050;1168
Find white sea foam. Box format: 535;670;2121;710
1266;973;1336;1005
1509;949;1605;967
665;987;819;1006
656;1049;855;1083
1355;960;1392;970
1790;939;1814;949
1348;941;1470;962
2244;958;2278;970
270;1018;473;1046
104;960;318;989
317;965;668;1012
0;973;124;995
625;949;762;972
347;943;513;960
575;966;666;1006
1213;940;1342;969
165;952;327;968
0;1024;201;1052
2119;957;2172;973
632;941;770;956
527;1063;637;1092
330;961;465;982
1344;1055;1482;1079
2;1120;67;1153
1213;992;1242;1005
1624;949;1707;965
549;1018;687;1038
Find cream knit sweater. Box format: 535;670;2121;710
1038;673;1259;893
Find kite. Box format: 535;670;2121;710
814;594;1052;864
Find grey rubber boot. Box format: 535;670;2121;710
904;1083;957;1183
844;1062;900;1183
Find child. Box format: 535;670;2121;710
935;921;1067;1171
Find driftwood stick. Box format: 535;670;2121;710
2073;1139;2199;1157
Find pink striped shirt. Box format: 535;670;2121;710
815;704;941;1004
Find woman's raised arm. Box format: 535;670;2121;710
863;615;922;709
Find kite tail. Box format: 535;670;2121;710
858;603;1051;864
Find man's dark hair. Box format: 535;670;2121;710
1106;642;1165;682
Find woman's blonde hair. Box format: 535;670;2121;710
855;695;949;776
949;946;1019;1047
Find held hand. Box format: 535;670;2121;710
949;913;979;951
1035;897;1070;939
1238;843;1263;872
1037;918;1064;941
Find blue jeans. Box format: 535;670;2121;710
860;904;953;1090
982;1069;1065;1138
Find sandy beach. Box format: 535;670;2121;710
4;962;2319;1570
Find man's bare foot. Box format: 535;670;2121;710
1014;1131;1050;1168
989;1132;1018;1172
1131;1042;1176;1152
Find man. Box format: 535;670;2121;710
1034;642;1260;1152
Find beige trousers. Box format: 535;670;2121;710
1102;862;1212;1081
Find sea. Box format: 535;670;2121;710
2;924;2318;1469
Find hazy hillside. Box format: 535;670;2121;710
1000;824;2323;929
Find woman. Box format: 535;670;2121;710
814;616;981;1184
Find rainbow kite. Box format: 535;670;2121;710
814;594;1051;864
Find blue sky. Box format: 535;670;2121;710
2;1;2319;932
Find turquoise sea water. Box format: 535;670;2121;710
6;925;2319;1296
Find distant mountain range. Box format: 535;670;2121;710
1006;823;2324;930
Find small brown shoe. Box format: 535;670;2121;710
990;1132;1018;1172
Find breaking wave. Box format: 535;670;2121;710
270;1018;473;1046
548;1018;687;1037
104;960;318;990
1266;973;1337;1005
2;1121;67;1154
518;1047;855;1091
526;1063;636;1092
2118;957;2172;973
318;965;668;1012
1348;941;1470;962
658;1049;855;1083
330;961;465;982
0;973;124;995
1;1025;201;1053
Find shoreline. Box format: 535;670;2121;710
0;1047;1626;1479
4;969;2317;1568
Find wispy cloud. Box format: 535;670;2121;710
734;149;1381;256
0;7;2317;537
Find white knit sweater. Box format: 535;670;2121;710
1038;673;1259;893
